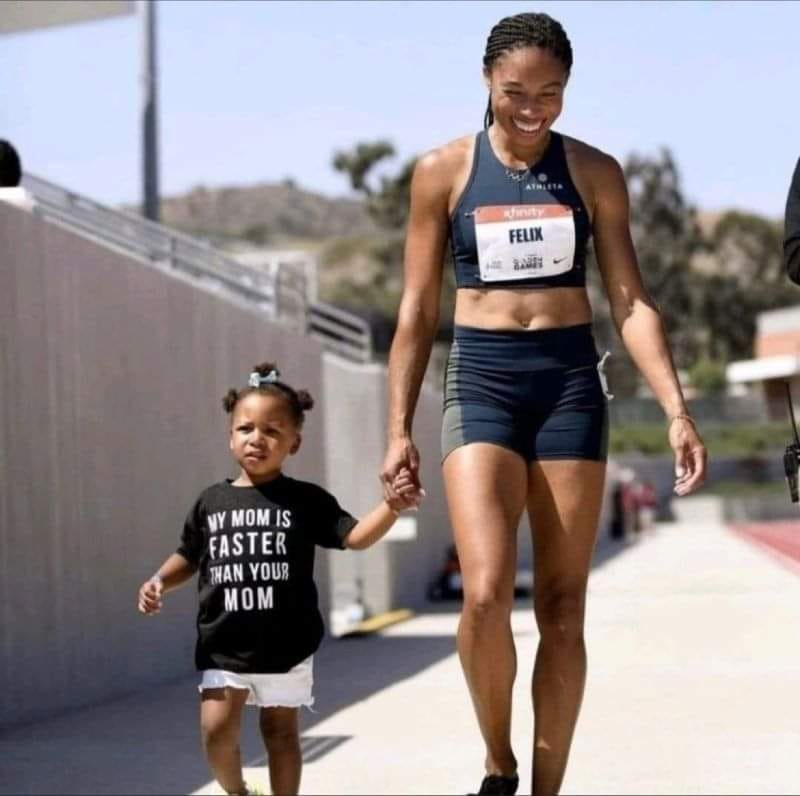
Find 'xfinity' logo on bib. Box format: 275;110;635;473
502;206;547;221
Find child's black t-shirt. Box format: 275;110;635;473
177;476;358;674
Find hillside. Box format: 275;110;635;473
151;181;780;312
157;179;379;245
154;178;772;251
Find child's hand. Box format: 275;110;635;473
138;576;163;615
388;467;426;513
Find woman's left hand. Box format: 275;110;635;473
388;467;426;513
669;417;707;496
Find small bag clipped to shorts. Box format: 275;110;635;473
597;351;614;401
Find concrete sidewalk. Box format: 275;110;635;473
240;521;800;796
2;520;799;795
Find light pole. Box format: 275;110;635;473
140;0;160;221
0;1;160;221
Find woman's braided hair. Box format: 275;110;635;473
222;362;314;428
482;12;573;129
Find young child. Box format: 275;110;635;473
138;362;421;796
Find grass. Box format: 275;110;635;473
609;422;791;456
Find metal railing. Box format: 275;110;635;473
21;174;373;363
309;300;373;363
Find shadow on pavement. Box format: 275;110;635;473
0;535;636;795
0;633;457;796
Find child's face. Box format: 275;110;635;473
229;393;301;482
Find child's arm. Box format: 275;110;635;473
137;553;196;615
344;468;424;550
343;500;401;550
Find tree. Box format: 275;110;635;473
688;357;727;395
711;211;783;286
329;142;412;333
700;211;789;360
587;148;703;397
624;148;704;368
592;151;788;394
332;141;413;228
329;141;456;355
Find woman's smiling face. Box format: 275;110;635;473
485;45;569;149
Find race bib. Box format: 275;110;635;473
474;205;576;282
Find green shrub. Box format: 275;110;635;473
688;358;727;395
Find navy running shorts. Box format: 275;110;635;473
441;324;610;463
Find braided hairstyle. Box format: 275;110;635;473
482;13;573;129
222;362;314;428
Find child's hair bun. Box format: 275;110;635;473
222;388;239;413
295;389;315;412
221;359;313;427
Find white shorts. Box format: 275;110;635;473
198;655;314;708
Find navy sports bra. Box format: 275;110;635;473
449;130;592;289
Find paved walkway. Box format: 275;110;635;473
2;519;799;795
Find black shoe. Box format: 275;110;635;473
469;772;520;795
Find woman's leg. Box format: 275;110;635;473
200;687;251;795
527;459;606;796
259;706;302;796
443;442;529;779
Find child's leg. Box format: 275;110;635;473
259;706;302;796
200;687;250;795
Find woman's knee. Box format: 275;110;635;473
534;584;587;643
462;578;514;622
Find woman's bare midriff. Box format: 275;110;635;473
454;285;593;330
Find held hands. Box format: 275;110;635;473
137;575;164;616
669;415;707;496
387;466;426;513
381;435;426;514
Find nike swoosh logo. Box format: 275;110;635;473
554;257;566;264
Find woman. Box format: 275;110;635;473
381;12;706;796
785;156;800;283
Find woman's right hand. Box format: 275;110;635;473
138;576;163;615
381;435;423;510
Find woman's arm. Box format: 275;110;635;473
381;150;451;499
591;154;706;495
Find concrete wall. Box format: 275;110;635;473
0;204;329;727
320;357;392;614
319;356;455;616
0;199;614;728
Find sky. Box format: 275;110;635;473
2;0;798;217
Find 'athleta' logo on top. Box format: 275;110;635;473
525;179;565;191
